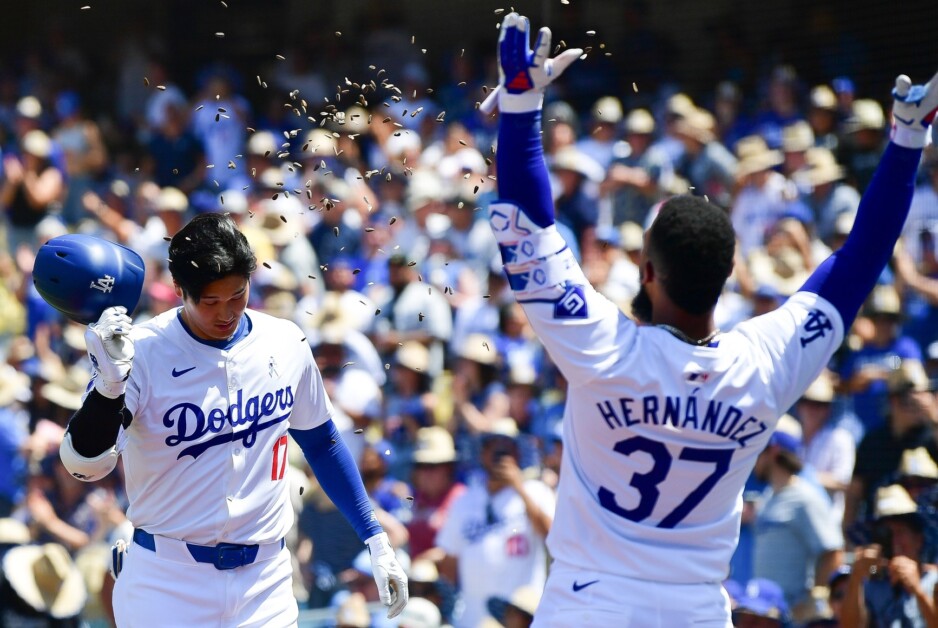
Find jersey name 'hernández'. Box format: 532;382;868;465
116;308;332;546
492;203;843;584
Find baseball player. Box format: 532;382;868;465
483;12;938;627
59;213;408;626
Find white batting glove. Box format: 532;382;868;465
364;532;409;618
891;69;938;149
480;12;583;114
85;306;134;399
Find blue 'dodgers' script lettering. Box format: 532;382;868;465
163;387;295;459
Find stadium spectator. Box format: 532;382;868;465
842;484;938;627
796;369;856;524
406;427;466;560
839;285;923;434
752;415;844;619
434;418;554;628
846;360;938;533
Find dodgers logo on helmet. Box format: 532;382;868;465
33;234;145;324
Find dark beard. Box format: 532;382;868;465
631;284;653;323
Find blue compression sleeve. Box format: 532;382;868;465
289;420;382;541
497;111;555;228
800;143;921;327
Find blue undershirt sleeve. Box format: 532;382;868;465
289;420;382;542
800;143;921;328
496;111;556;228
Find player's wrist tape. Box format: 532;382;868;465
489;201;558;245
93;375;127;399
499;90;544;113
365;531;393;557
890;123;928;149
497;225;568;267
504;247;584;296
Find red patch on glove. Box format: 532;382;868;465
507;71;533;91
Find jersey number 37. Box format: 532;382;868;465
598;436;733;528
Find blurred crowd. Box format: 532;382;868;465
1;13;938;628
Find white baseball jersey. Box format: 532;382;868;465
506;245;843;585
436;478;556;628
117;307;332;545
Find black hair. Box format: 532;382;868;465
648;195;736;315
168;213;257;302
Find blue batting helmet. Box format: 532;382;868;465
33;234;145;324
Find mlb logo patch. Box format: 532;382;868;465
685;371;711;384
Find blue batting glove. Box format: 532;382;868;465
891;70;938;149
480;12;583;114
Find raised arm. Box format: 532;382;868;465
801;72;938;327
486;14;627;386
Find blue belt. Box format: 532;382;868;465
133;529;284;571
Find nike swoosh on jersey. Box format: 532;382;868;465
171;366;197;377
572;579;599;592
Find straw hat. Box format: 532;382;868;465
63;322;88;352
591;95;623;124
619;221;644;251
900;447;938;480
259;200;303;247
873;484;918;519
247;130;277;157
796;148;845;187
335;591;371;627
736;142;784;178
810;85;838;111
625;108;655;135
846;99;885;132
155;186;189;212
666;93;696;118
396;341;431;373
888;360;932;394
412;426;457;464
406;169;445;212
866;284;901;317
22;129;53;158
2;543;88;618
801;370;835;403
304;128;338;157
551;147;605;182
484;417;520;440
398;597;442;628
40;364;90;411
749;247;809;297
408;558;440;583
781;121;815;153
457;333;497;365
0;518;31;545
674;107;716;144
0;364;30;407
16;95;42;119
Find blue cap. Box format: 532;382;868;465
827;564;851;587
779;203;815;225
723;578;743;602
768;415;802;455
734;578;789;620
832;77;855;95
55;91;80;119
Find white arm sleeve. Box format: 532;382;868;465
59;432;119;482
